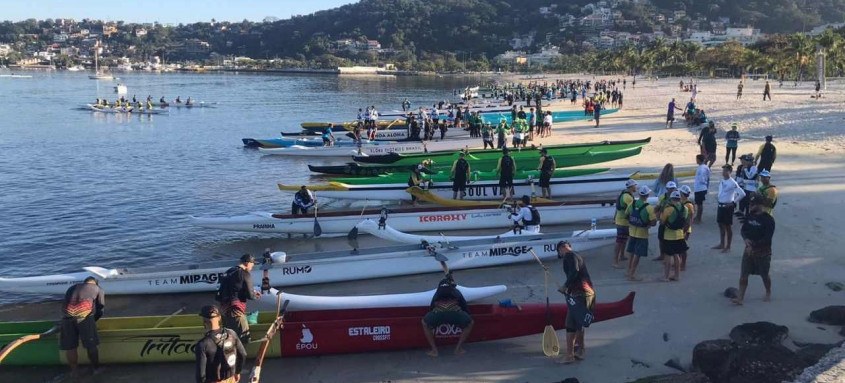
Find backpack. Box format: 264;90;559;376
615;191;631;212
665;203;688;230
212;329;239;376
523;206;541;225
215;267;240;303
627;201;651;228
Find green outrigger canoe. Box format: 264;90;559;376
332;167;612;185
351;137;651;166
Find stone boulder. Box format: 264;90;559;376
795;343;839;366
729;344;807;383
728;321;788;346
809;306;845;326
692;339;737;382
628;372;711;383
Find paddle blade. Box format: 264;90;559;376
346;227;359;249
542;325;560;357
313;218;322;237
433;252;449;262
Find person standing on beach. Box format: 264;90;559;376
754;135;777;171
735;154;759;217
60;276;105;377
652;164;676;199
725;124;740;165
613;179;638;269
481;123;494;149
660;191;688;281
593;102;602;128
625;186;656;281
558;241;594;364
737;81;744;100
757;170;778;215
496;148;516;200
693;154;710;223
679;185;695;270
216;254;260;345
666;98;682;129
697;121;718;167
543;111;553;137
537;148;555;199
528;107;536;141
495;119;509;149
763;81;772;101
194;305;247;383
714;165;746;253
450;151;470;200
732;193;776;305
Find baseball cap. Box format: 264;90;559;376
240;253;256;264
666;181;677;189
759;170;771;177
679;185;692;195
625;179;638;188
670;190;681;199
199;305;220;319
638;185;651;196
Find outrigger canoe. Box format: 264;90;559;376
278;172;634;201
0;231;616;295
255;285;507;311
351;138;651;166
242;137;383;149
331;167;610;185
301;120;406;131
406;186;658;208
191;197;619;235
258;138;480;157
309;147;641;176
495;108;619;124
86;104;168;115
0;292;634;365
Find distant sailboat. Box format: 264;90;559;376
89;41;114;80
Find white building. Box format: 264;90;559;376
0;44;12;56
528;45;562;65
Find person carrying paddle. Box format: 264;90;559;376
613;179;638;269
496;148;516;200
60;276;105;377
557;241;594;364
537;148;556;199
422;271;474;357
450;151;471;200
216;254;261;344
195;305;247;383
625;185;657;281
292;186;316;215
732;193;776;305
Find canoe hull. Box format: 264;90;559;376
258;139;479;157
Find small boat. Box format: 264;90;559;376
191;196;618;236
407;186;658;208
89;40;114;80
86;104;168;115
301;120;406;132
66;65;85;72
113;83;127;94
278;172;634;201
0;292;634;365
255;284;506;311
242;137;384;149
331;167;610;185
0;231;616;296
258;138;478;158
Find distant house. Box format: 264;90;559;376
539;7;552;15
80;29;90;36
102;24;118;37
366;40;381;51
0;44;12;56
135;28;148;37
53;33;69;43
494;50;527;65
674;10;686;19
528;45;562;64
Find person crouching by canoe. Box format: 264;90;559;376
422;272;474;357
496;148;516;200
216;254;261;344
732;193;776;305
557;241;594;364
195;305;247;383
450;151;470;199
510;195;541;234
60;276;105;377
537;148;556;199
292;186;316;215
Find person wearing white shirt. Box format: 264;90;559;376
735;154;759;216
510;195;541;234
714;164;746;253
693;154;711;223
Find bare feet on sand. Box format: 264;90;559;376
427;350;439;357
763;295;771;302
731;298;744;305
711;245;724;250
558;355;577;364
613;263;625;269
454;347;466;355
721;247;731;253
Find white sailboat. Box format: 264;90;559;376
89;41;114;80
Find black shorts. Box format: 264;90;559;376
424;310;472;329
60;316;99;350
452;179;467;192
717;204;735;225
663;239;689;255
539;173;552;188
694;191;706;204
499;177;514;191
667;114;675;122
741;251;771;276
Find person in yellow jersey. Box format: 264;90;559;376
625;185;657;281
653;181;678;263
678;185;696;271
757;170;777;215
613;179;638;269
660;191;689;281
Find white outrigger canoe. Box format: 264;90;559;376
258;138;479;157
255;285;506;311
0;231;615;296
278;172;634;201
190;198;620;236
353;218;540;245
86;104;168;115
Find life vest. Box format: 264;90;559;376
540;155;555;173
628;201;651;227
453;159;469;179
523;205;541;225
210;329;239;375
500;156;514;178
616;190;632;211
665;203;688;230
758;184;778;207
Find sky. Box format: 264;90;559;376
0;0;357;24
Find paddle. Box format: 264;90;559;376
152;306;187;329
249;296;290;383
312;191;322;237
345;202;372;253
0;323;60;364
423;241;449;262
528;248;560;357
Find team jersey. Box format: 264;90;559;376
625;200;655;239
660;205;686;240
614;192;634;226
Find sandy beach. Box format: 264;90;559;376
2;76;844;382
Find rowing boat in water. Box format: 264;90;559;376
0;231;616;296
351;138;651;166
0;292;634;365
255;285;506;311
278;172;634;201
258;138;480;157
309;147;641;176
191;197;618;235
85;104;168;115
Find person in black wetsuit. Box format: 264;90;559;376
496;148;516;200
537;148;555;198
732;193;776;305
450;151;470;199
194;305;247;383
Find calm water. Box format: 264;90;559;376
0;71;475;300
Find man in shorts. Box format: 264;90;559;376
495;148;516;200
613;179;638;269
450;151;470;199
60;276;105;377
537;148;556;199
422;271;474;357
625;185;657;281
693;154;710;223
732;193;776;305
714;164;746;253
660;191;689;281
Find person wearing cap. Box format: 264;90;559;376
653;181;678;262
693;154;710;223
660;191;689;281
725;124;740;165
495;118;509;149
291;186;316;215
217;254;261;344
697;121;718;168
537;148;556;199
613;179;638;268
757;170;778;215
496;147;516;200
735;154;759;216
422;269;473;357
510;195;541;233
450;151;471;200
557;241;594;364
678;185;696;271
195;305;247;383
625;185;657;281
60;276;105;377
714;164;746;253
733;193;776;305
754;135;777;172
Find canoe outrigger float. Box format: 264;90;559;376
0;231;616;295
0;292;634;365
